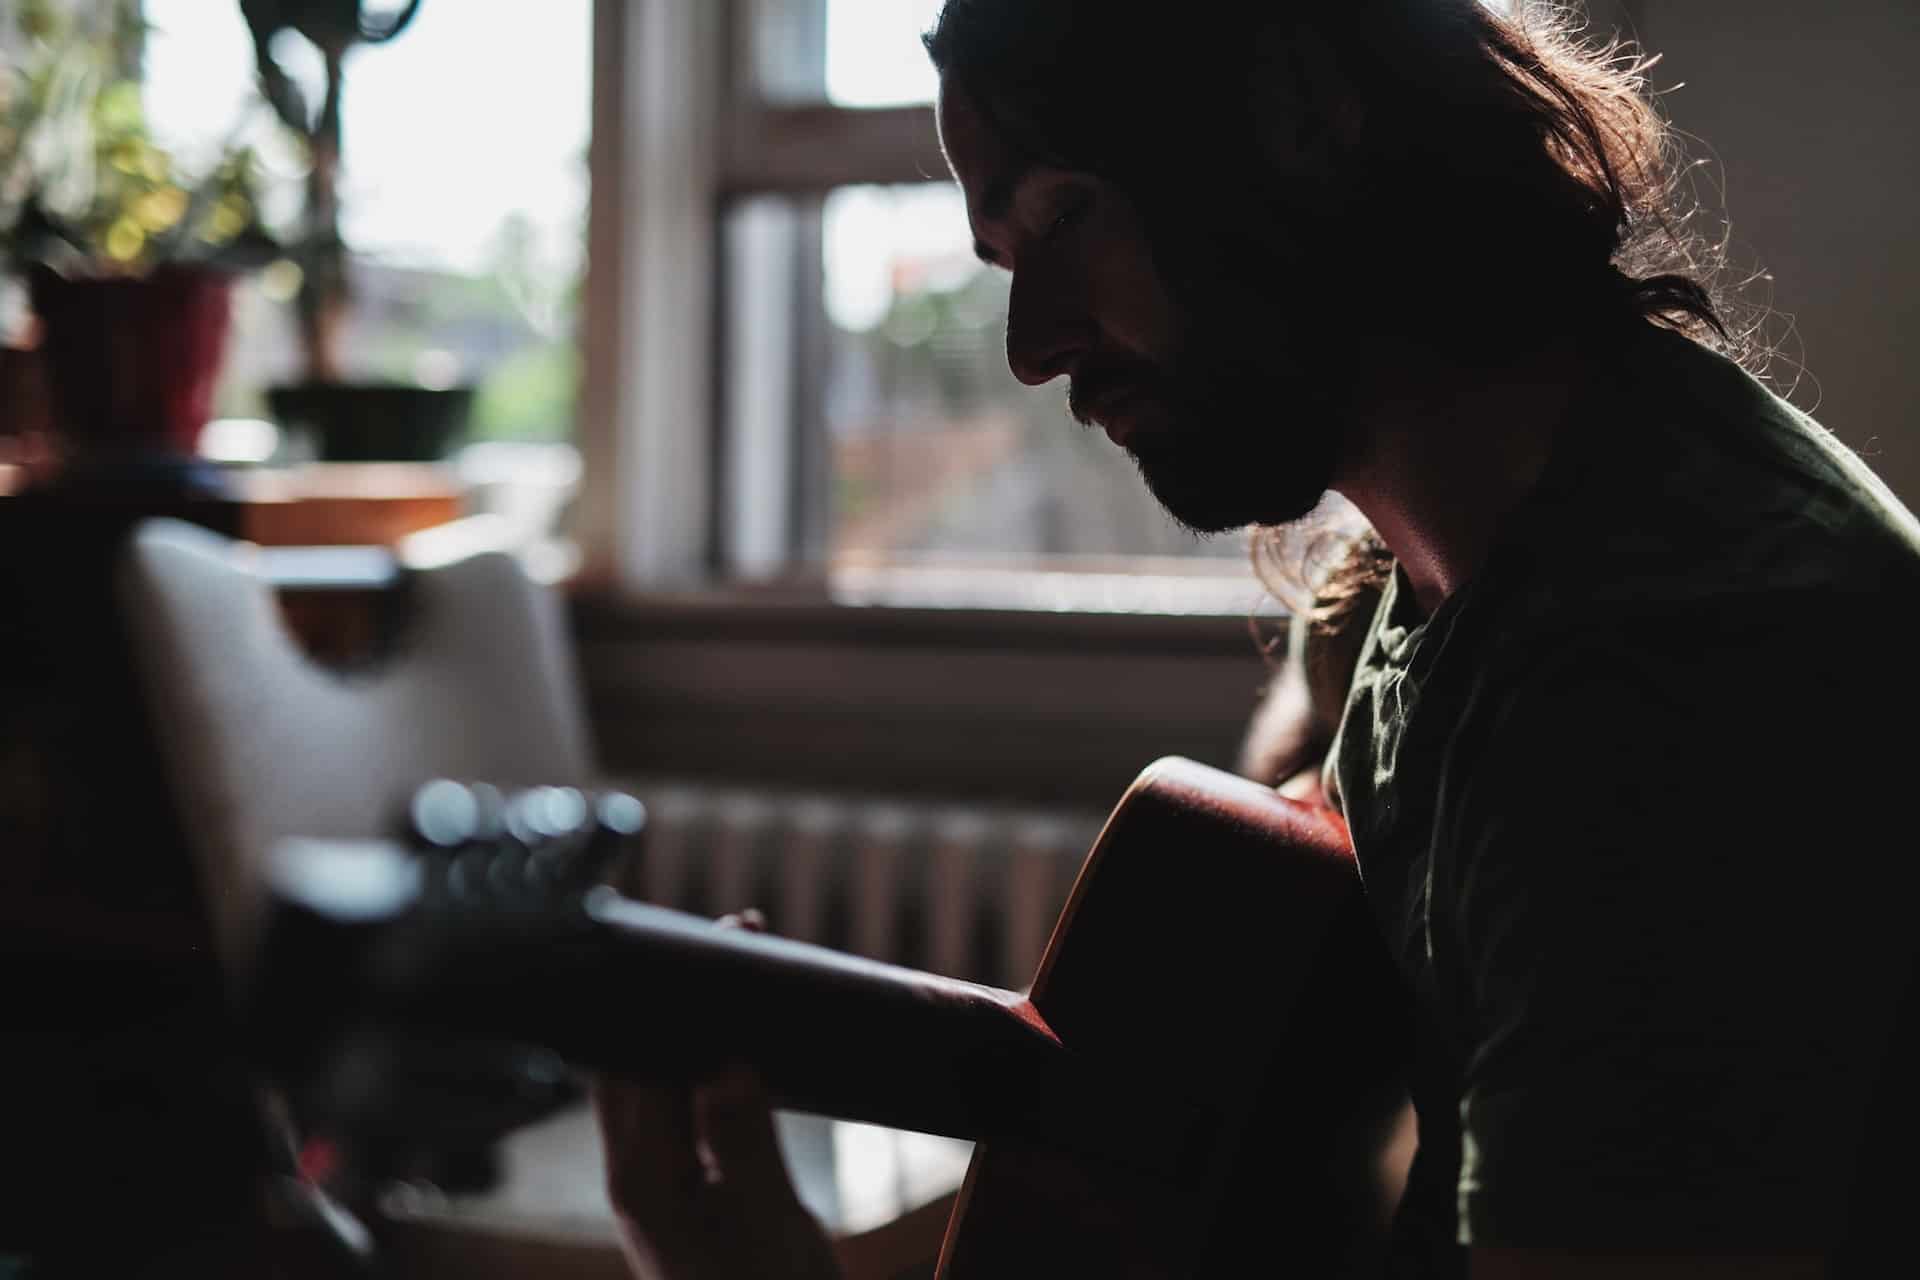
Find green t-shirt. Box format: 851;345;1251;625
1328;322;1920;1275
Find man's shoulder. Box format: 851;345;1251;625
1482;326;1920;640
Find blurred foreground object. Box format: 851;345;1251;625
0;481;470;1269
257;779;643;1173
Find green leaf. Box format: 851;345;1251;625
93;80;144;134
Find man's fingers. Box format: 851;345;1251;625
717;908;768;933
696;1065;797;1206
592;1076;707;1212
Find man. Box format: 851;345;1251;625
597;2;1920;1276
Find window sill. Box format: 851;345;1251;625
569;584;1285;808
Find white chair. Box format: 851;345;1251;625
117;516;628;1270
119;517;595;969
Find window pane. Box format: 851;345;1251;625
828;0;943;107
753;0;943;108
721;184;1266;611
755;0;1513;108
141;0;590;443
822;184;1244;567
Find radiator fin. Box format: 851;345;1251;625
611;782;1104;990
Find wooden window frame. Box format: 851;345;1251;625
578;0;944;593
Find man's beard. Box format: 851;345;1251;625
1134;337;1343;536
1070;287;1346;537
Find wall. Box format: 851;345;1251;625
1628;0;1920;501
575;596;1275;808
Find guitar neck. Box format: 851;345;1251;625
560;892;1096;1145
254;854;1202;1173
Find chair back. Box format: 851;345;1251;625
119;517;595;970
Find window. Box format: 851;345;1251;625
141;0;591;444
702;0;1267;614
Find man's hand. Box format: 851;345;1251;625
594;1067;842;1280
593;911;843;1280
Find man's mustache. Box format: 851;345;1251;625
1067;356;1173;426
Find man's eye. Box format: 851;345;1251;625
1044;192;1093;241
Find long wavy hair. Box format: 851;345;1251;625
927;0;1736;630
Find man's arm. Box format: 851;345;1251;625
1236;618;1327;790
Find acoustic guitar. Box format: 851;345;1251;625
248;757;1411;1278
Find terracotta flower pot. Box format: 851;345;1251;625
29;265;234;464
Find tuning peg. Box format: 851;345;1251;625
408;779;480;850
505;785;590;848
596;791;646;840
556;790;645;885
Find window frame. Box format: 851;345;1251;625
579;0;946;594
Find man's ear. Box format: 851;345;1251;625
1248;20;1366;180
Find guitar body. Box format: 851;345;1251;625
939;758;1410;1279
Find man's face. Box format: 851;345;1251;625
937;78;1347;534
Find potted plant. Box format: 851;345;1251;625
242;0;473;463
2;0;279;492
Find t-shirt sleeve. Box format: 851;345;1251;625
1442;609;1915;1252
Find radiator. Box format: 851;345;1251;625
611;781;1108;990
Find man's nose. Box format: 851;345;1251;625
1005;270;1091;387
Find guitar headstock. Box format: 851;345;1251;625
254;778;647;934
247;779;650;1194
401;778;647;907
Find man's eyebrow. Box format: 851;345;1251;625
970;168;1023;267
